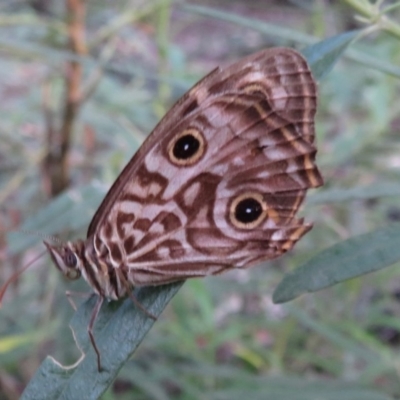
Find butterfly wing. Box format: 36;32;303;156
87;48;323;285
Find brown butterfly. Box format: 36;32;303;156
40;47;322;370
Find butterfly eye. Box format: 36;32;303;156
168;128;205;166
64;249;77;268
62;249;81;280
230;192;267;229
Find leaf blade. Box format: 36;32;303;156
273;224;400;303
21;282;183;400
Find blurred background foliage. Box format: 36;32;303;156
1;0;400;399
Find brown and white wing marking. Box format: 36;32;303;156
88;48;323;286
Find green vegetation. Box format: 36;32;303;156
1;1;400;399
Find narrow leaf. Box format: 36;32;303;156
182;4;359;82
21;282;183;400
181;4;316;45
273;224;400;303
303;30;360;80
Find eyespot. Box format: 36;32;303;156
168;128;205;166
230;192;267;229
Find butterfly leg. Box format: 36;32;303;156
65;290;91;311
127;291;157;320
88;295;104;372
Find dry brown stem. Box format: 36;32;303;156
44;0;87;196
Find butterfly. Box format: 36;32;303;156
42;47;322;370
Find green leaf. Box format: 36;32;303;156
21;282;183;400
182;4;360;82
182;5;400;79
181;4;316;45
302;30;360;80
273;224;400;304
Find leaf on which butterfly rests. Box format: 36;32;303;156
20;283;183;400
22;31;353;398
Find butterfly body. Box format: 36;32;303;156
46;47;323;300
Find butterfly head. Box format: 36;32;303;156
44;240;84;280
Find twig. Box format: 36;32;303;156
44;0;87;196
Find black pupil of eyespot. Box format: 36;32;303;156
173;134;200;160
235;198;263;224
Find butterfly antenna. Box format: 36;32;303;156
0;249;47;307
16;229;62;244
